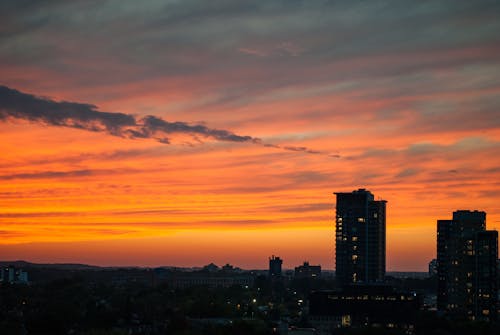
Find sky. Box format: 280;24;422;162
1;0;499;271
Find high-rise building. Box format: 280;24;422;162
437;210;498;321
335;189;386;285
269;255;283;278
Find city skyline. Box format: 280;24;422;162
1;1;500;270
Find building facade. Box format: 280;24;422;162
335;189;386;285
309;285;421;335
269;255;283;278
437;210;498;321
0;266;28;284
295;261;321;279
428;259;438;276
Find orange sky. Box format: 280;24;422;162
1;1;499;270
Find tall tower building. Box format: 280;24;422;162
335;189;386;285
437;210;498;321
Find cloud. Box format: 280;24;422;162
0;85;325;155
353;137;499;161
140;115;254;142
275;202;331;213
238;41;304;58
0;168;135;180
283;146;321;155
395;168;419;178
0;85;256;144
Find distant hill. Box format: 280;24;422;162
0;260;102;270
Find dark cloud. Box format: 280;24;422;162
263;142;326;155
0;85;257;144
283;146;322;154
140;115;254;143
0;86;135;133
0;85;324;155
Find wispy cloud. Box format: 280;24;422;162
0;168;139;181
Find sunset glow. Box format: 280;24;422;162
1;1;499;271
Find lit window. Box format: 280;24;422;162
352;236;358;242
342;315;351;327
357;217;365;222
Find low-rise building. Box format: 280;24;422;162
294;262;321;279
0;266;29;284
309;285;421;335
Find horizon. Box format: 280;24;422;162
0;259;431;273
1;1;499;271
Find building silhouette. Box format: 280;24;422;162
309;285;421;333
295;261;321;279
437;210;498;321
428;259;438;276
0;266;28;284
335;189;386;285
269;255;283;278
